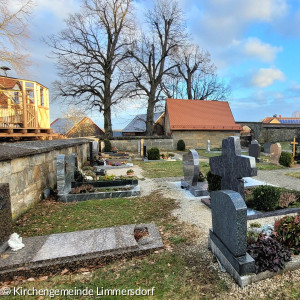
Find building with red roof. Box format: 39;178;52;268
164;99;241;148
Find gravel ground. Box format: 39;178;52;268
256;167;300;191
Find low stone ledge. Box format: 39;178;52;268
0;139;91;162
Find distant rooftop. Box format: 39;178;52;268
122;112;164;133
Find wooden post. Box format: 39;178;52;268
291;137;298;157
22;80;27;128
33;82;38;128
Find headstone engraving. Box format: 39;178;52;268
181;149;209;196
263;142;271;154
270;143;281;165
209;190;255;277
210;136;257;198
206;140;211;152
0;183;13;253
248;139;260;162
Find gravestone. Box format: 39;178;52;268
263;142;271;154
209;190;255;279
0;184;13;253
181;149;209;196
100;140;105;153
206;140;211;152
270;143;281;165
143;145;147;158
137;140;141;156
248;139;260;162
140;139;144;157
57;154;76;200
210;136;257;198
89;141;99;166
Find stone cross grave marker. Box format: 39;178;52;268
248;139;260;162
182;149;199;186
270;143;282;165
291;137;298;157
206;140;211;152
0;183;13;253
57;154;76;199
209;190;255;277
263;142;271;154
210;136;257;197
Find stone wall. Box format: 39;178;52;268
0;139;90;219
172;130;241;149
109;138;175;151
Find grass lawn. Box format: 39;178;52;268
285;172;300;179
134;160;210;178
7;194;228;299
280;141;292;151
256;163;286;170
196;149;221;158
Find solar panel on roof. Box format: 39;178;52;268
280;119;300;124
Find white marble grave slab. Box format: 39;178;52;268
32;225;138;261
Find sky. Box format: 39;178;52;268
5;0;300;129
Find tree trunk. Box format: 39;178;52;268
145;91;156;136
187;73;193;99
103;101;113;137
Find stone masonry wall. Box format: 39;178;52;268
0;139;90;219
109;139;175;151
172;130;241;149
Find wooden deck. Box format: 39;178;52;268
0;127;57;138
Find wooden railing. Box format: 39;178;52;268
0;104;23;128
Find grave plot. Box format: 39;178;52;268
181;149;209;196
57;154;140;203
209;190;300;287
0;184;162;280
202;136;300;219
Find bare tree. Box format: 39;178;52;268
0;0;34;75
128;0;186;136
164;43;231;100
48;0;135;137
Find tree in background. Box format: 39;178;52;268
162;43;230;100
48;0;135;137
0;0;35;75
128;0;187;136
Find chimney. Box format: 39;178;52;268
279;114;282;118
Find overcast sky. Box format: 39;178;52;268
8;0;300;129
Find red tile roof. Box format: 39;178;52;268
0;77;19;89
166;99;241;131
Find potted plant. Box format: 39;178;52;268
126;169;134;176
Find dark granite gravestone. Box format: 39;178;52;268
143;145;147;158
0;184;13;254
89;141;99;166
181;149;209;196
263;142;271;154
209;136;257;198
248;139;260;162
209;190;255;278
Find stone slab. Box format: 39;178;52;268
58;185;140;202
0;183;13;254
263;142;272;154
72;179;138;188
0;223;163;280
181;180;209;196
209;229;255;276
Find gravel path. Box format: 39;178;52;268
256;167;300;190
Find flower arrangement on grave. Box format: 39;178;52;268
70;184;95;194
112;146;118;153
126;169;134;176
161;153;168;159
